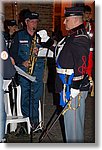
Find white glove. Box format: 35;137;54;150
70;88;80;98
37;30;50;42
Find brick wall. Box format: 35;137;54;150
3;1;95;37
3;2;54;36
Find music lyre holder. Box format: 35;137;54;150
39;101;68;142
32;47;51;134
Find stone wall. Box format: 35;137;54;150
3;2;54;36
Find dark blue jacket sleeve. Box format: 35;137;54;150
2;40;16;79
9;33;24;65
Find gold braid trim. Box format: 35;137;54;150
62;93;81;115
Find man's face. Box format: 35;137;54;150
8;25;18;34
26;19;38;31
83;11;91;21
63;16;78;31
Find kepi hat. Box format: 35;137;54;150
64;6;84;17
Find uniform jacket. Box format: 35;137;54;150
0;34;16;79
10;29;43;73
4;31;17;51
53;24;90;92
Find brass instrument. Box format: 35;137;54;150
27;34;37;76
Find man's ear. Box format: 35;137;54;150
25;19;28;25
8;26;10;30
25;20;28;26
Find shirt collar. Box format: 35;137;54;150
68;24;85;36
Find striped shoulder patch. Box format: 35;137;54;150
19;40;29;44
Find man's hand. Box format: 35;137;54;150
22;60;29;68
89;76;93;87
22;47;39;68
10;57;15;65
89;76;94;97
33;47;39;56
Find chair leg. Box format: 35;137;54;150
10;123;17;132
27;121;30;134
5;122;8;134
26;118;31;134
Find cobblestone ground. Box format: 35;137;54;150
6;86;95;143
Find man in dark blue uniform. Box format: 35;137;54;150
52;6;90;142
10;11;44;131
4;20;18;51
0;38;16;142
0;14;16;142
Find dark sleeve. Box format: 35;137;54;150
41;38;54;49
71;36;90;76
2;42;16;79
9;33;24;65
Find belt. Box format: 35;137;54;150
56;67;74;75
56;67;84;81
73;75;84;81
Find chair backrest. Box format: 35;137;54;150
16;85;23;117
3;80;12;117
3;80;23;117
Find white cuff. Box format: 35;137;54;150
70;88;80;98
37;30;50;42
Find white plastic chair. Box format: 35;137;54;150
3;80;31;134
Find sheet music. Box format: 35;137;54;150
14;48;53;81
14;65;36;82
37;48;53;58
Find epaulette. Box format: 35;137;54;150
74;28;89;39
75;34;89;39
